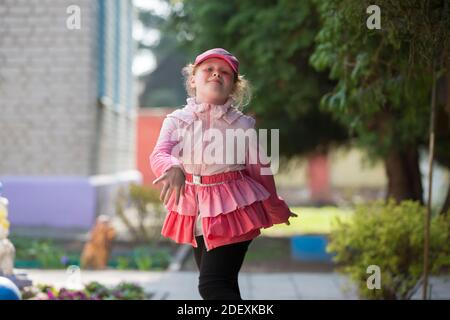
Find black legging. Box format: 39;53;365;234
193;236;252;300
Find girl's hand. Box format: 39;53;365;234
152;166;186;205
285;212;298;226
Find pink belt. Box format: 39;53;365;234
185;170;246;186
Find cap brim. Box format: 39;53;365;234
195;54;238;74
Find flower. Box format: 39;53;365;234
22;281;151;300
46;289;56;300
60;255;69;266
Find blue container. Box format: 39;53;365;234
0;277;21;300
291;235;333;262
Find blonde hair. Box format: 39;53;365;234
181;63;252;110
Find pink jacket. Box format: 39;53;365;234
150;97;291;251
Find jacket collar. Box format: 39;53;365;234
169;98;243;125
186;97;234;120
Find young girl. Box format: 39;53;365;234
150;48;297;300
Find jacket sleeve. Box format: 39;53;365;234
150;116;184;179
244;118;291;225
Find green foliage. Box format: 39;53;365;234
328;199;450;299
22;281;151;300
116;256;131;270
166;0;348;157
113;246;171;271
84;281;111;299
12;236;170;271
115;183;166;243
110;282;147;300
164;0;450;164
310;0;450;160
133;247;153;270
28;241;65;268
12;238;67;269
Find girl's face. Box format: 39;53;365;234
190;58;235;105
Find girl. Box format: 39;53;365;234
150;48;297;300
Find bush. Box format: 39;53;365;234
327;199;450;300
115;183;166;243
113;246;171;271
12;238;69;269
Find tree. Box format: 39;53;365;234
166;0;349;159
137;8;189;107
310;0;450;205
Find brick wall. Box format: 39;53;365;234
0;0;136;176
0;0;97;175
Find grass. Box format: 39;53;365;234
261;206;354;237
245;237;289;263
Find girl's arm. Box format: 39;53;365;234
245;120;292;225
150;116;184;179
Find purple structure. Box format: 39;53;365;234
1;177;96;229
1;172;142;230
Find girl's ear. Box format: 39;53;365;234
189;75;196;89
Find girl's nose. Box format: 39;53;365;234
213;71;220;78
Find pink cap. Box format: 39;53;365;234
194;48;239;74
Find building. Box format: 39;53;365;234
0;0;139;230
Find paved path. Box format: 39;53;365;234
16;269;450;300
19;269;358;299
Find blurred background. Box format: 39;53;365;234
0;0;449;300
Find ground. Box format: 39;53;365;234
181;236;335;273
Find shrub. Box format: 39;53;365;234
327;199;450;299
113;246;171;271
116;256;131;270
18;239;67;269
133;247;153;270
115;183;166;243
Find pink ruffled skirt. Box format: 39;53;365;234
160;170;274;248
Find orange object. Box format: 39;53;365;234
80;215;116;269
136;108;176;186
307;153;331;203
